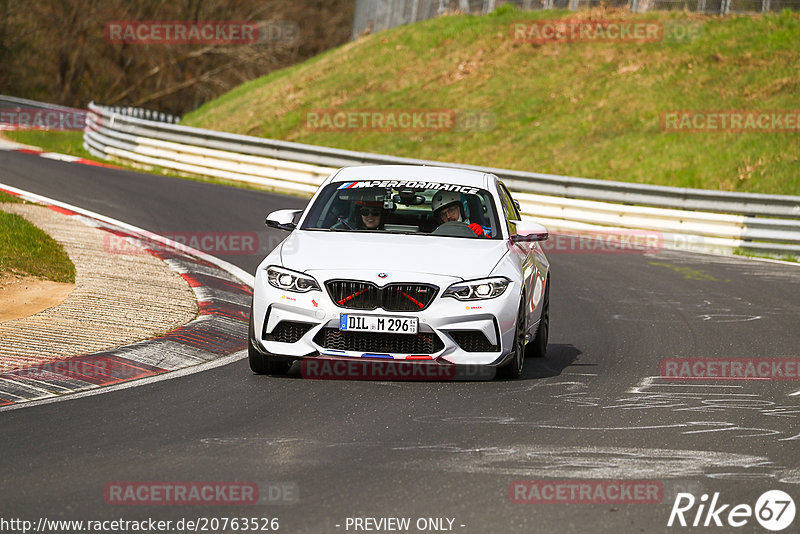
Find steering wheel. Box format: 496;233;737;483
431;221;479;238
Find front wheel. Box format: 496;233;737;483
526;277;549;359
248;308;291;375
497;300;526;379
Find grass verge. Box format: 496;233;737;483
0;191;24;203
8;8;800;198
733;247;799;263
3;130;89;157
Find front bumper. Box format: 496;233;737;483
251;269;521;367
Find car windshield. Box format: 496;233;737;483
300;180;501;239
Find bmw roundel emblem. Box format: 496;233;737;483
377;272;388;279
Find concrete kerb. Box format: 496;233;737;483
0;202;198;370
0;183;254;409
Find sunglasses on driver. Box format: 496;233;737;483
359;208;382;216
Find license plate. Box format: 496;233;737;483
339;314;418;334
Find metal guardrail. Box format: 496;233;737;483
83;108;333;194
0;95;81;113
0;95;87;132
84;103;800;218
82;102;800;258
0;96;178;138
98;106;179;124
0;95;179;127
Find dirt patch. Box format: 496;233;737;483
0;273;74;322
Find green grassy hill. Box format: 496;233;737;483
183;7;800;195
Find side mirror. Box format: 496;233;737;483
511;221;548;242
265;209;302;231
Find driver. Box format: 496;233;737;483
431;191;489;237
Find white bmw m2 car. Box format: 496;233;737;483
249;165;550;379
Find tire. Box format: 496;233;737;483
526;277;549;359
497;300;526;379
248;307;291;375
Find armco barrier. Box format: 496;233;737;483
0;95;87;132
4;96;796;258
83;106;332;195
0;94;80;114
84;103;800;217
0;95;178;131
82;102;800;257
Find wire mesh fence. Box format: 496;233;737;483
352;0;800;37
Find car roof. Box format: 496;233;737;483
330;165;490;188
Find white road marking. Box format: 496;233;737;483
39;152;80;162
0;350;246;413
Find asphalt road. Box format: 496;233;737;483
1;150;798;534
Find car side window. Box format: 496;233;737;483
497;182;520;236
499;183;521;220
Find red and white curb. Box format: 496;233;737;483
0;138;124;170
0;183;255;411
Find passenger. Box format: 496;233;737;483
358;201;384;230
332;200;385;230
431;191;489;237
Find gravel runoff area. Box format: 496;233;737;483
0;203;198;373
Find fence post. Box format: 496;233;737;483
630;0;640;12
720;0;730;14
568;0;579;10
483;0;496;13
761;0;770;12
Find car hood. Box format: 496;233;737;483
280;231;508;281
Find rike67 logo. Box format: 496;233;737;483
668;490;795;531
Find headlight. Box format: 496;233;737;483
442;277;510;301
266;266;320;293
